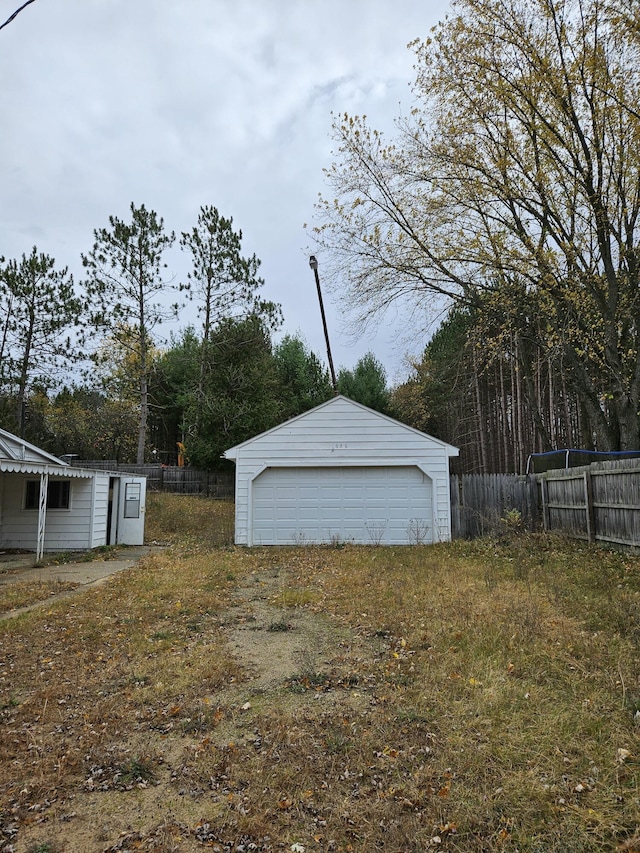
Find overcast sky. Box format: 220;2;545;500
1;0;451;384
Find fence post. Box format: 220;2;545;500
540;476;549;532
583;470;596;543
450;475;460;539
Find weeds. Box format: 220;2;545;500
144;492;234;547
407;517;430;544
31;544;122;569
287;646;331;691
117;756;157;787
365;518;387;544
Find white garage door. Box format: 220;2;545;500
251;466;432;545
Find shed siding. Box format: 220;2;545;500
1;475;97;550
228;397;456;546
0;473;6;548
0;429;65;465
90;474;110;548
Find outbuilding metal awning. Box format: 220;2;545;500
0;460;93;477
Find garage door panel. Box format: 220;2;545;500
297;507;321;521
251;466;432;545
299;487;320;499
387;507;413;520
320;485;342;498
365;488;387;500
275;486;298;500
342;505;367;519
319;511;343;525
343;489;363;500
254;508;275;522
255;486;275;501
387;486;413;499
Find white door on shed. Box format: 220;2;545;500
251;465;432;545
117;477;147;545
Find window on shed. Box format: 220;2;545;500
25;480;71;510
124;482;141;518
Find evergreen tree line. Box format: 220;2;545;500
1;197;624;475
0;202;391;469
0;326;391;471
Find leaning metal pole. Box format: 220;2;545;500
309;255;337;392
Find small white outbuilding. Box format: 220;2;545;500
0;428;147;559
224;395;459;546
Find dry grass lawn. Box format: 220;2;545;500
1;493;639;852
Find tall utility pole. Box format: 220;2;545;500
308;255;337;392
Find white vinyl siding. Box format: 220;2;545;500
2;476;94;550
90;475;110;547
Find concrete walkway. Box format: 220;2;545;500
0;546;164;619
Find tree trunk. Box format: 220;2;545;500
137;371;148;464
137;294;148;464
499;356;510;473
515;337;525;473
472;341;488;471
196;273;213;431
548;357;556;449
614;396;640;450
17;309;34;437
0;292;12;370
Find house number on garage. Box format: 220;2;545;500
332;443;348;451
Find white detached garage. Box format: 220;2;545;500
224;396;459;546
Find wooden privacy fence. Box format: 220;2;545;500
540;459;640;549
153;467;234;497
450;473;539;539
72;462;235;498
452;459;640;549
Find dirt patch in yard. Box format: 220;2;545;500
1;559;387;853
221;567;377;699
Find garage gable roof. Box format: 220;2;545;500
224;395;459;459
